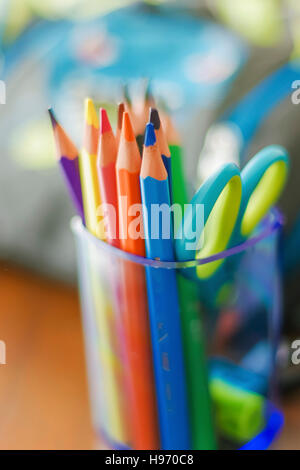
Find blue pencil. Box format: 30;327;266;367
140;123;191;450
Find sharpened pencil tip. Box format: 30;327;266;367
122;112;135;142
117;103;125;130
145;79;153;101
48;108;58;128
122;83;131;105
149;108;160;130
48;108;78;161
144;122;156;147
84;98;99;129
100;108;111;135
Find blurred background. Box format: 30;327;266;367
0;0;300;449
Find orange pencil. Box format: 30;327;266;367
117;112;145;256
97;108;119;247
121;84;137;137
116;112;159;449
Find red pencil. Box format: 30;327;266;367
97;108;119;247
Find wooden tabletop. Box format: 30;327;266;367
0;263;94;450
0;262;297;450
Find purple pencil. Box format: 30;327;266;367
48;108;85;223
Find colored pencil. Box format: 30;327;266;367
166;118;189;216
97;108;119;248
163;115;216;449
115;102;125;149
135;82;155;133
48;108;85;223
178;273;217;449
97;106;134;442
116;111;159;450
138;86;155;151
140;122;191;450
149;108;172;200
79;98;105;239
130;81;155;152
121;84;137;139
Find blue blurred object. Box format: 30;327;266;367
210;357;268;395
220;62;300;161
239;403;284;450
198;61;300;172
241;341;273;380
49;6;247;110
3;5;248;113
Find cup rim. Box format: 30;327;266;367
71;208;283;270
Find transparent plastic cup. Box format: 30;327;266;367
71;209;284;450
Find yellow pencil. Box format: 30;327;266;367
79;98;105;240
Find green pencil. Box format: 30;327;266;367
170;143;188;230
177;274;216;449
